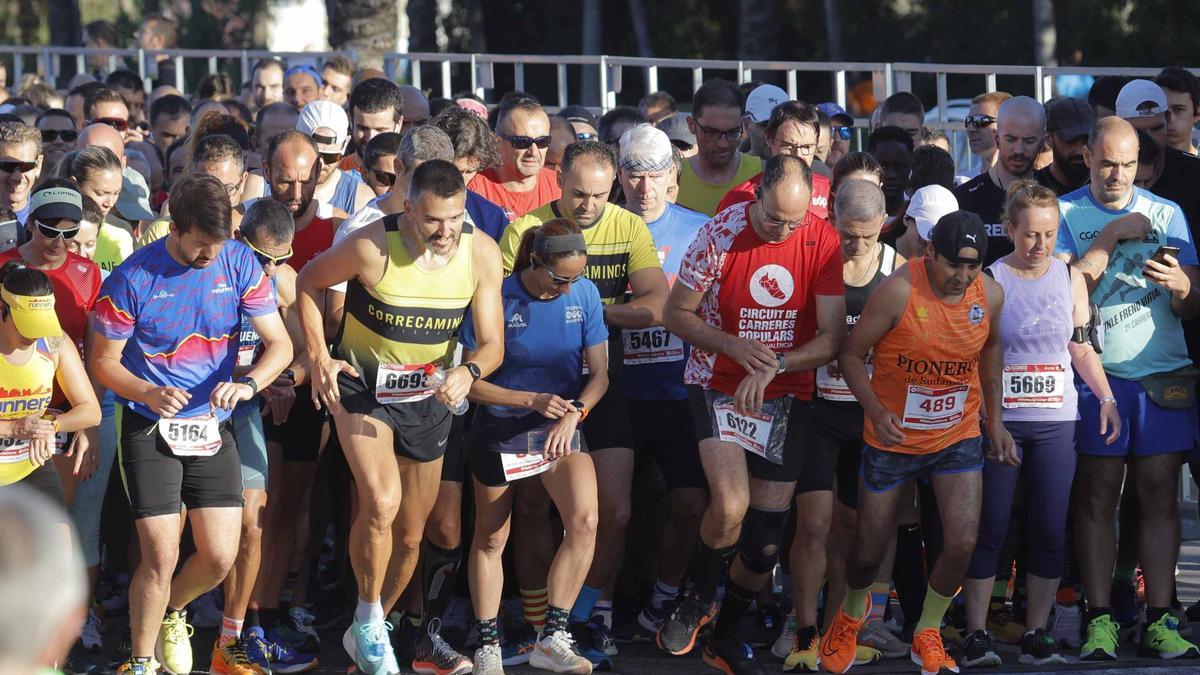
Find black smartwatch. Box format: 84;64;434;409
235;376;259;396
464;361;482;381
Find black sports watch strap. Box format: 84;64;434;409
236;376;259;397
464;361;482;381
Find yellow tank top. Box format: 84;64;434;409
0;338;56;486
336;215;475;399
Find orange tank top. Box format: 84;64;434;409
864;257;990;455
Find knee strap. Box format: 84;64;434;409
738;506;789;575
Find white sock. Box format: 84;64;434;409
355;598;384;623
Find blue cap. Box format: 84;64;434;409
817;102;853;126
284;65;323;88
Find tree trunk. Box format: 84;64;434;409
327;0;400;68
823;0;843;62
1033;0;1057;66
627;0;652;58
407;0;437;52
738;0;777;61
47;0;81;47
579;0;602;107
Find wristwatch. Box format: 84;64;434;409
570;399;590;421
776;352;788;374
236;376;259;397
464;361;482;381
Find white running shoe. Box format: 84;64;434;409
859;618;910;659
1048;602;1082;649
529;631;592;674
473;643;505;675
80;607;104;652
771;612;797;659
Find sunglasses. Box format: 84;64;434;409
964;114;998;129
35;219;79;240
40;129;78;144
0;159;37;174
246;239;293;267
575;132;597;141
543;266;584;286
372;169;397;187
88;117;130;132
832;126;853;141
319;152;342;166
499;133;552;150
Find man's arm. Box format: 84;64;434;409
780;293;846;373
603;267;668;329
1070;213;1152;293
664;283;777;374
839;274;905;420
438;235;505;405
241;311;293;394
89;333;191;417
296;223;388;366
979;276;1017;463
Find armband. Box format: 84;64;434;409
1071;326;1090;344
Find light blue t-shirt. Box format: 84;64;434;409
460;273;608;419
1054;186;1198;380
624;203;707;401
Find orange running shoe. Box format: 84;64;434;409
819;595;871;673
910;627;959;675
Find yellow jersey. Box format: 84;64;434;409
0;338;56;486
677;153;762;217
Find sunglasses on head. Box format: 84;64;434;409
964;114;997;129
0;159;37;174
35;219;79;240
41;129;78;144
372;169;397;187
499;133;552;150
245;239;293;267
89;117;130;132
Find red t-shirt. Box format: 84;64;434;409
0;249;100;350
289;215;336;272
468;167;562;223
716;171;832;221
677;202;843;400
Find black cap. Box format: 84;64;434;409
558;104;598;130
930;210;988;264
1045;96;1095;142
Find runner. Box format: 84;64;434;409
262;130;346;270
1054;116;1200;661
820;210;1011;675
464;218;608;675
499;140;668;668
297;100;374;214
959;180;1120;668
468;96;561;223
802;179;908;670
659;154;845;674
56;145;131;273
613;126;710;638
296;160;504;675
92;173;292;675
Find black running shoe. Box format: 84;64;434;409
960;629;1001;667
657;594;717;656
702;635;766;675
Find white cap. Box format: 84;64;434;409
296;100;349;152
744;84;789;124
907;185;959;240
1116;79;1168;119
619;124;674;173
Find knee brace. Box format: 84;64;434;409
737;506;788;575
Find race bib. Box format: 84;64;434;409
499;428;582;482
902;384;968;430
622;328;684;366
712;396;792;464
1002;364;1066;409
375;364;433;404
816;364;873;402
236;344;257;367
158;414;222;457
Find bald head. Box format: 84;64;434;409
993;96;1046;177
756;154;813;240
1089;115;1137;149
150;85;184;106
78;123;127;163
998;96;1047;129
267;129;319;166
399;85;430;129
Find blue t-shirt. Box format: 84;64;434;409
623;203;707;401
233;275;278;418
1054;186;1198;380
94;238;277;421
460;273;608;419
467;190;509;242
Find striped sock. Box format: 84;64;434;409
521;587;548;628
868;583;890;622
219;616;243;644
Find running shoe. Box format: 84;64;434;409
343;619;400;675
656;594;717;656
80;606;104;652
1047;602;1082;649
115;657;160;674
782;631;819;672
65;650;105;675
286;606;321;650
817;596;870;674
858;618;909;659
412;619;473;675
985;606;1024;645
853;645;883;666
239;627;273;672
568;623;613;671
751;603;785;648
637;600;676;636
1080;612;1119;661
501;622;538;666
909;627;958;675
702;634;766;675
473;643;505;675
190;588;224;629
529;630;593;674
1019;628;1066;665
265;634;319;673
771;612;797;659
583;616;617;657
959;629;1000;667
101;577;130;615
1111;578;1138;627
274;613;320;654
390;611;422;667
155;610;194;675
208;639;265;674
1139;612;1200;659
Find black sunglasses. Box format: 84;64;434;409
35;219;79;240
88;117;130;132
0;160;37;174
964;114;998;129
319;152;342;166
499;133;552;150
41;129;78;144
372;170;397;187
